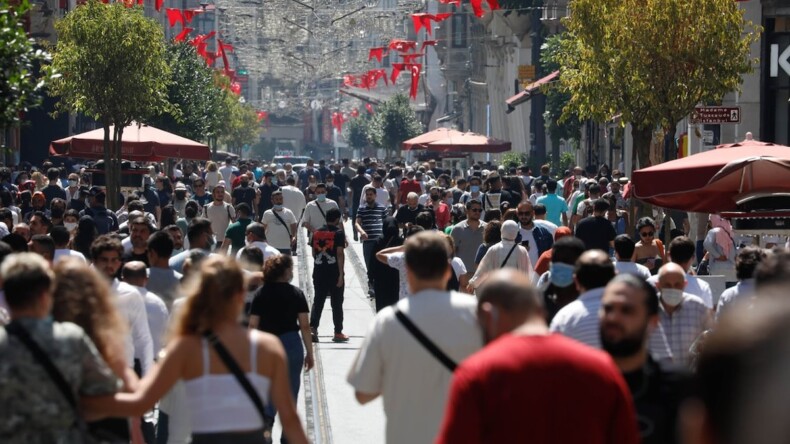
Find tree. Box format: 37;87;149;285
148;43;224;143
49;0;171;209
369;94;423;159
343;114;371;151
551;0;759;170
541;34;581;171
217;90;261;154
0;0;56;129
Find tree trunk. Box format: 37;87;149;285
107;125;123;211
102;121;113;207
661;124;678;249
630;125;654;228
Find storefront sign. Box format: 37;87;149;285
770;44;790;77
691;106;740;124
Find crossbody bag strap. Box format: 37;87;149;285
501;243;518;268
203;331;267;422
394;308;457;372
315;202;327;222
271;210;292;238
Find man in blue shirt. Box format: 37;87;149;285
536;180;569;227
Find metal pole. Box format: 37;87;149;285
486;104;491;163
530;0;546;167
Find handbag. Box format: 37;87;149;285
5;321;126;444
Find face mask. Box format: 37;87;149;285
273;204;283;210
326;181;334;187
430;194;439;201
660;288;684;307
550;262;575;288
68;180;78;187
446;198;454;206
64;222;78;232
316;194;326;202
470;185;480;193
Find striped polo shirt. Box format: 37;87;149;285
356;202;387;240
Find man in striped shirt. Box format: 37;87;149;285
356;187;387;297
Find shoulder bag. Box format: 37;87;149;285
394;308;457;372
501;243;518;268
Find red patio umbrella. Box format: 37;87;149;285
50;122;211;161
403;130;511;153
631;137;790;213
402;127;465;150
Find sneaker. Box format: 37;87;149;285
332;333;350;343
311;328;319;343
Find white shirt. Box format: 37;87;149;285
203;202;236;242
262;208;297;250
280;185;306;218
347;290;482;444
648;273;713;309
716;279;755;322
614;260;652;280
112;279;154;375
53;248;87;264
533;219;558;238
121;236;133;254
360;185;391;208
136;286;169;356
219;165;236;184
385;252;410;300
304;199;339;232
237;241;281;263
518;225;539;266
654;293;710;365
469;240;533;288
550;287;673;361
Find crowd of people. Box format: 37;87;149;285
0;155;788;444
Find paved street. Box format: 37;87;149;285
273;220;385;443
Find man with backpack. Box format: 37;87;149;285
80;187;118;235
203;183;235;249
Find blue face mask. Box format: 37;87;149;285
550;262;575;288
273;204;283;210
470;185;480;193
316;194;327;202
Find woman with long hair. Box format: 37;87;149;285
156;177;173;209
474;220;501;266
705;214;737;284
204;161;221;190
51;258;141;442
159;205;178;230
632;217;666;275
71;215;98;260
371;216;402;311
83;256;308;444
248;255;313;442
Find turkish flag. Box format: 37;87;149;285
368;47;386;63
155;0;163;11
400;53;424;64
437;0;461;6
391;63;405;84
389;39;418;52
343;75;356;87
174;27;193;42
422;40;438;51
409;64;422;99
165;8;184;27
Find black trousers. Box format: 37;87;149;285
311;271;344;333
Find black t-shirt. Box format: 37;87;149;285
574;216;616;252
332;171;348;192
258;182;279;215
312;225;345;273
232;185;256;209
122;250;149;266
624;358;690;444
395;204;424;226
326;184;343;204
349;175;371;209
249;282;309;336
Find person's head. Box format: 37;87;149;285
236;203;251;220
468;176;482;193
667;236;696;269
533;203;547;220
271;190;284;208
324;208;341;227
245;222;266;243
753;251;790;293
477;269;545;343
13;223;30;241
147;230;174;266
29;234;55;262
609;180;621;194
3;252;55;316
192;178;206;194
129;216;153;252
656;262;687;308
613;234;636;261
575;249;616;293
364;186;377;205
516;201;534;226
174;256;247;335
164;225;183;251
187;217;213;250
67;173;79;188
636;217;656;242
404;231;451;292
29;211;51;236
500;220;519;242
90;235;124;279
735;246;765;281
263;254;294;283
483;220;502;245
212;184;226;201
314;183;327;201
184;200;199;220
549;236;586;289
592;198;609;216
599;273;660;360
465;199;482;222
50;198;66;220
121;261;148;287
31;192;45;209
546;179;558;194
49;225;70;249
406;192;419;209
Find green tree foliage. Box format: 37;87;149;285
502;152;528;169
0;0;56;129
541;34;581;170
49;0;171;209
343;114;371;150
369;94;423;158
148;43;223;143
217;92;261;154
552;0;759;169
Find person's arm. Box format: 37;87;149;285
376;245;405;264
298;312;314;370
355;216;368;240
561;211;568;227
248;315;260;330
265;338;310;444
336;245;345;288
219;238;232;256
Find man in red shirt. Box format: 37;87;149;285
435;269;640;444
398;170;422;206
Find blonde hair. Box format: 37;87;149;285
173;256;246;336
31;171;47;190
206;161;218;172
51;258;126;368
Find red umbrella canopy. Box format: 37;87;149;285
50;123;211;161
632;139;790;213
402;127;466;150
403;130;511;153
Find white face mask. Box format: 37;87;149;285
64;222;78;232
660;288;684;307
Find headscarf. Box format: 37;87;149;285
709;214;734;256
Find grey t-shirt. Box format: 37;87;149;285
147;267;183;310
451;220;487;274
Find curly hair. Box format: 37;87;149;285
174;256;246;336
51;258;127;369
262;254;293;282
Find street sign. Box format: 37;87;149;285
518;65;535;80
691;106;741;124
770;44;790;77
702;130;714;144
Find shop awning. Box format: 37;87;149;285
505;70;560;114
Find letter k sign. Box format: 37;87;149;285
771;44;790;78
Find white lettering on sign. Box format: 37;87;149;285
770;44;790;78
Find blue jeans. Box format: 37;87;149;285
265;331;304;422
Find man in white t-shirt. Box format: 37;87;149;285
50;225;86;263
202;184;236;244
262;191;298;255
348;231;482;443
279;177;306;221
236;222;281;262
219;157;236;184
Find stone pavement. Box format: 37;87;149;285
272;219;386;443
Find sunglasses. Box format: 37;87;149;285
640;231;654;237
468;208;482;213
517;212;532;216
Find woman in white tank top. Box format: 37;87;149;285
83;256;309;444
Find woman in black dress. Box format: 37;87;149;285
371;216;402;312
